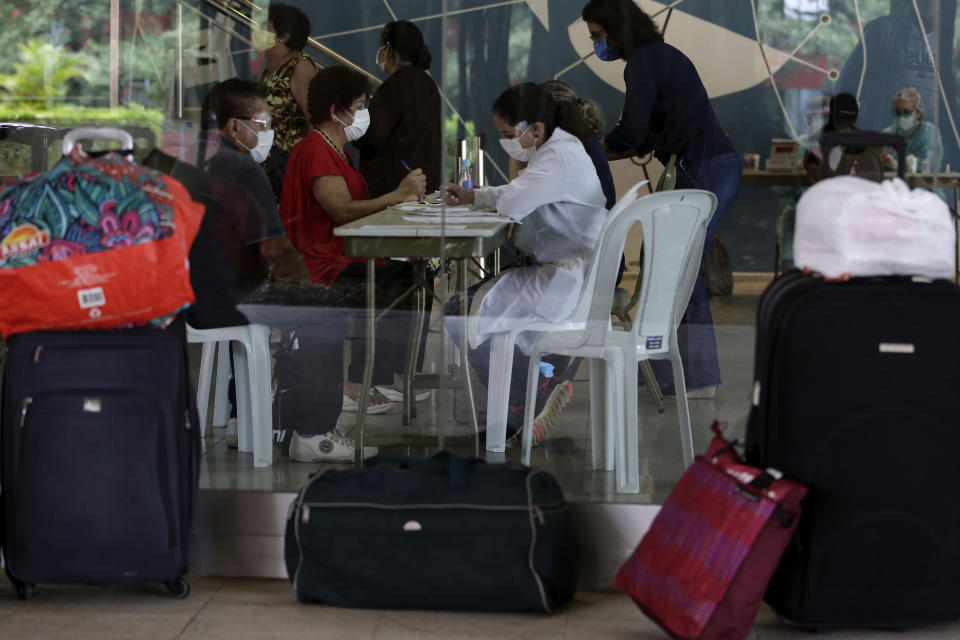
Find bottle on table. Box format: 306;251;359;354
458;158;475;189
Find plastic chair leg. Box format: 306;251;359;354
195;342;216;438
617;349;639;494
246;325;273;468
484;332;515;454
232;340;253;454
521;349;543;466
212;340;232;427
670;340;695;469
588;358;612;471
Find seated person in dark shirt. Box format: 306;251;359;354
146;79;374;463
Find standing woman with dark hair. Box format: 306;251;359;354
444;83;607;447
354;20;442;198
582;0;741;396
255;3;319;195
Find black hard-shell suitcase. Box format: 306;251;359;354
285;451;579;612
1;319;200;600
745;270;960;629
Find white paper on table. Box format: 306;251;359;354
403;215;506;224
392;203;474;214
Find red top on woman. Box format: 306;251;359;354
280;130;369;285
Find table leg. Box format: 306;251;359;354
457;257;480;456
402;259;427;425
355;258;376;466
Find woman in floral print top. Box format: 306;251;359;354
257;4;318;152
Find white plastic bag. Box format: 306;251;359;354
794;176;955;279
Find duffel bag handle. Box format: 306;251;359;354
362;451;471;487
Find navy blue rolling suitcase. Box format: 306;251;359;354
0;319;200;600
746;271;960;629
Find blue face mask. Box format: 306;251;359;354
593;38;620;62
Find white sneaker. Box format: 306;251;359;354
289;431;379;463
226;417;238;449
374;385;431;403
531;381;574;447
341;390;395;414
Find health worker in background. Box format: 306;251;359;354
582;0;741;397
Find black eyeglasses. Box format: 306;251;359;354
893;108;916;117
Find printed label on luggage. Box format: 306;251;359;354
879;342;915;354
0;223;50;262
645;336;663;350
78;287;106;309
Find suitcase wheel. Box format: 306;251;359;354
164;577;190;599
14;581;37;601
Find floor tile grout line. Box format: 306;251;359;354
172;580;224;640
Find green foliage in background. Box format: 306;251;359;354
0;38;97;109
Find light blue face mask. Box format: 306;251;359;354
593;38;620;62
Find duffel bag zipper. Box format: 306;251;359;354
300;501;544;525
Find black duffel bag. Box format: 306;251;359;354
285;451;579;612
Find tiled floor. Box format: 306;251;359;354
2;577;959;639
196;294;761;503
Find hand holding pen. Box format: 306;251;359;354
397;160;427;202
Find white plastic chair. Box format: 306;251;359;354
188;323;273;468
520;190;717;493
469;180;650;454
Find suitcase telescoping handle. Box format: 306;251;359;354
361;451;471;488
62;127;135;161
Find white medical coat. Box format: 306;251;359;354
471;127;607;353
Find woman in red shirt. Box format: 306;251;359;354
280;66;426;412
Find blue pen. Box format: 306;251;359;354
401;160;413;172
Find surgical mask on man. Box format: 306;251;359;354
252;28;276;52
333;108;370;142
593;38;620;62
499;123;537;162
237;121;275;163
897;113;917;131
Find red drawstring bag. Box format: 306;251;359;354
0;150;204;336
616;422;807;640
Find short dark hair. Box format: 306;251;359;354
201;79;266;131
492;82;593;149
308;66;371;127
269;3;310;52
826;92;859;131
380;20;432;70
581;0;662;59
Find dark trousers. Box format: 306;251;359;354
189;279;347;438
651;150;743;391
335;260;423;387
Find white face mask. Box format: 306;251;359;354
376;46;387;73
897;113;917;131
499;122;537;162
807;115;825;134
252;28;276;52
333;108;370;142
237;120;275;163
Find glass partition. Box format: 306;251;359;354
1;0;956;504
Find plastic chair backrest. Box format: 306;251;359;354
575;189;715;348
631;190;717;347
563;180;650;326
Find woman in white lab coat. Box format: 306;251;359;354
445;82;607;445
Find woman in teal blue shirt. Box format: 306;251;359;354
882;87;943;172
